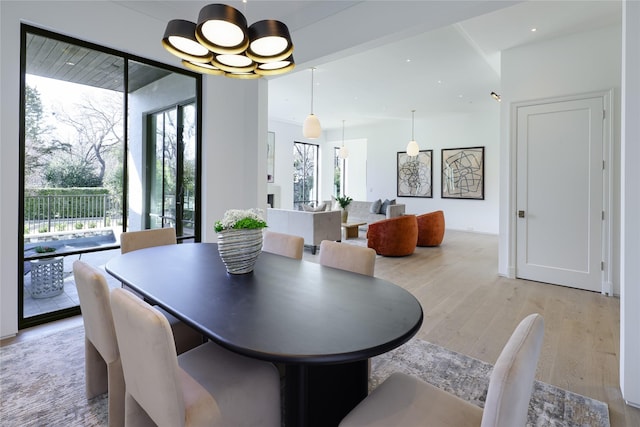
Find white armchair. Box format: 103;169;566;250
266;208;341;254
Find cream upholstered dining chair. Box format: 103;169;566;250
339;313;545;427
319;240;376;276
120;227;177;254
263;230;304;259
110;287;281;427
119;227;203;354
73;260;125;427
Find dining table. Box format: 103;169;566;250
105;242;423;427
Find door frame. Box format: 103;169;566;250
508;89;614;295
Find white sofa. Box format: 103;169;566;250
323;200;405;229
266;208;341;254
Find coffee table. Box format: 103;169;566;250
342;222;366;239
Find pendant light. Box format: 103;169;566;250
303;67;321;139
162;3;295;78
338;120;349;159
406;109;419;156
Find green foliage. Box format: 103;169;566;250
45;160;102;188
88;222;97;229
336;195;353;208
56;223;67;232
214;209;267;233
38;226;49;233
75;222;84;230
34;246;56;253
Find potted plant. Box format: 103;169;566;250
34;245;57;254
336;195;353;222
215;209;267;274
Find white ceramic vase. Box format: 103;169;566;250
217;228;263;274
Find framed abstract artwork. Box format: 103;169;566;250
441;146;484;200
267;131;275;182
397;150;433;198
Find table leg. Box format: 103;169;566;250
285;360;368;427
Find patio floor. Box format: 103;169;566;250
23;248;123;318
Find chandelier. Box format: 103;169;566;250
162;3;295;79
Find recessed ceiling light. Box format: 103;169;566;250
437;80;442;84
65;61;75;66
531;28;537;32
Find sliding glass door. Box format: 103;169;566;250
147;102;196;238
19;26;201;328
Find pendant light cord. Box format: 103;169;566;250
342;120;345;146
411;109;416;140
310;68;315;114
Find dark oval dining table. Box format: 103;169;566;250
106;242;423;427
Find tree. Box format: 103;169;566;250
54;95;123;184
24;85;68;184
44;159;102;187
293;142;317;206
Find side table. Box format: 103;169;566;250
341;222;366;239
30;256;64;298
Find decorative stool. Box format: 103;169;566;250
30;257;64;298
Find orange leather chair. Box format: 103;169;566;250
416;210;445;247
367;215;418;257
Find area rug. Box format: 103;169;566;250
0;325;610;427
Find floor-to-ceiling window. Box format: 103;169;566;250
293;142;319;209
333;147;346;197
19;26;201;328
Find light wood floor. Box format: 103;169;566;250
4;230;639;426
307;230;638;427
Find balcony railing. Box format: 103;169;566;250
24;193;121;236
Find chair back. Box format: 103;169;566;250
120;227;176;254
110;288;185;427
481;313;544;427
73;260;119;363
263;230;304;259
319;240;376;276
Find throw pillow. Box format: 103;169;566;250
303;202;327;212
379;198;396;214
370;199;382;214
313;202;327;212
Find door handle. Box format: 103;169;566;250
518;210;525;218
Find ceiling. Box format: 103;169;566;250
115;0;622;131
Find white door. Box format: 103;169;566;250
516;96;604;292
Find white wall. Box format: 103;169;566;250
0;1;264;338
331;109;501;234
620;0;640;408
498;24;622;294
271;108;500;234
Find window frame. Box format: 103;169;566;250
18;24;203;329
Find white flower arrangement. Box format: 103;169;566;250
214;208;267;233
